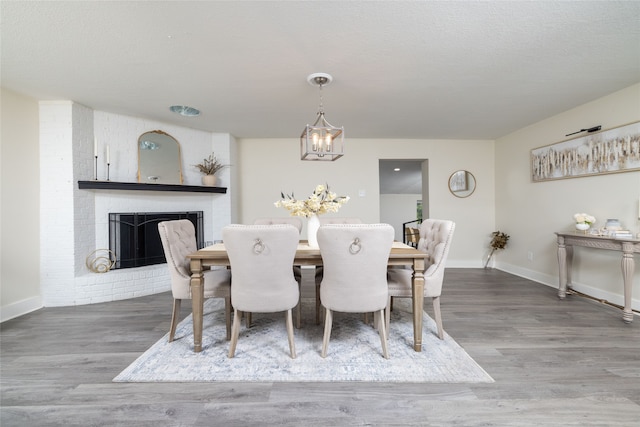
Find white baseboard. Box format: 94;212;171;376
446;259;484;268
1;296;44;323
497;262;640;313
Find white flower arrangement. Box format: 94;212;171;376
275;184;349;218
574;213;596;225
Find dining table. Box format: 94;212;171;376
187;241;427;353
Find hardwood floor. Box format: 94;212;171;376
1;268;639;426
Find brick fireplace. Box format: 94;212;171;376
39;102;235;306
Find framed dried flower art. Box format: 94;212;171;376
530;121;640;182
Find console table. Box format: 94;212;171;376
555;232;640;323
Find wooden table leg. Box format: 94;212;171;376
622;242;635;323
190;259;205;352
412;258;425;352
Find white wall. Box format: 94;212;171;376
380;194;422;242
236;137;495;266
495;83;640;310
1;88;42;321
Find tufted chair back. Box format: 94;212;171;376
158;219;198;300
417;219;456;297
158;219;231;342
386;218;455;340
254;217;303;232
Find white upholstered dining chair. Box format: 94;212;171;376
386;219;455;340
317;223;394;359
223;224;300;359
254;217;304;328
158;219;232;342
314;217;363;324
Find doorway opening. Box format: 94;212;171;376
378;159;428;243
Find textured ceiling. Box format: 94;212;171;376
2;1;639;141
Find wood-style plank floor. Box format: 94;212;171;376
1;268;639;426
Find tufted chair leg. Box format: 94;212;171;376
321;309;333;358
295;284;302;329
315;282;322;325
228;309;243;358
169;299;181;342
224;297;231;340
385;296;391;340
285;309;296;358
433;296;444;340
375;309;389;359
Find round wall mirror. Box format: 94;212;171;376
137;130;183;184
448;170;476;198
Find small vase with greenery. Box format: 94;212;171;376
194;153;226;186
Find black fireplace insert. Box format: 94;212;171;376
109;211;204;269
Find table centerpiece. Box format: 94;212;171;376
275;184;350;247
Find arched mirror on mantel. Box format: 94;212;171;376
137;130;183;184
448;170;476;198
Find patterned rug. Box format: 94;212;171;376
114;298;493;383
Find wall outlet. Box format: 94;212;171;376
527;251;534;261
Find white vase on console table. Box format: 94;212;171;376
575;223;590;232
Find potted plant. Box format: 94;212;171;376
194;153;226;186
484;230;510;268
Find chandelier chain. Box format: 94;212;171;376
318;82;325;114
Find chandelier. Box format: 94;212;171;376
300;73;344;161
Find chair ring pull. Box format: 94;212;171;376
349;237;361;254
253;238;265;254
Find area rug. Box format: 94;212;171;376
114;298;493;383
